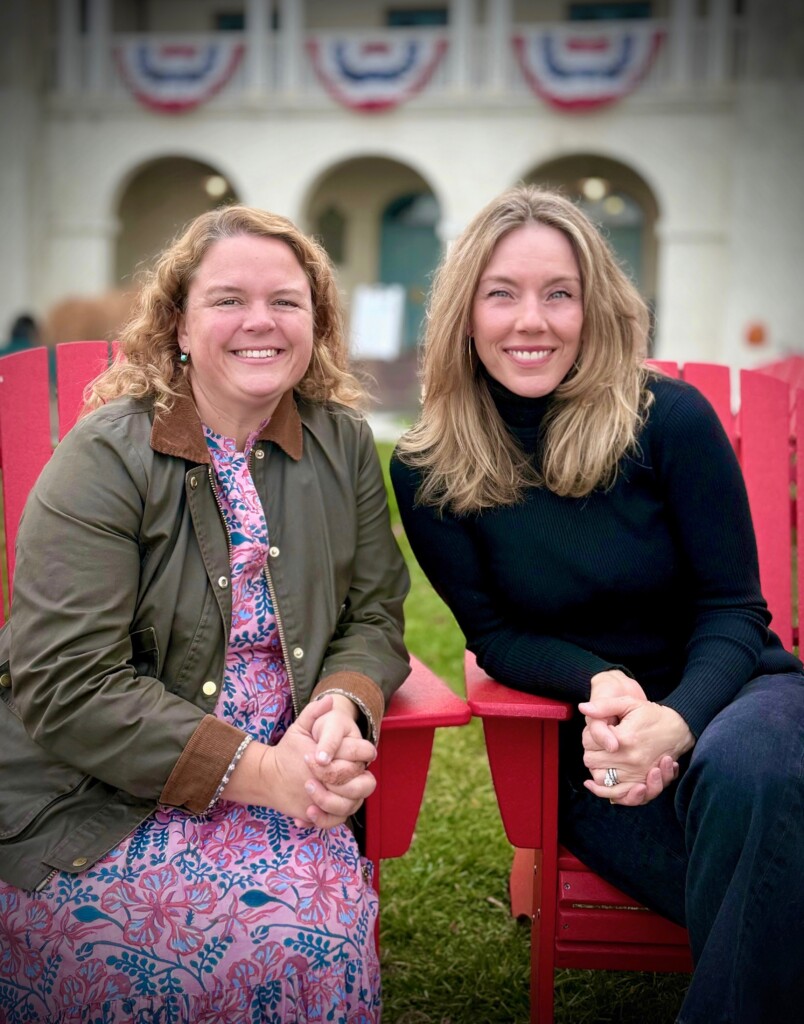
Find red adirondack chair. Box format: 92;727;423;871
0;340;471;929
757;354;804;433
465;362;799;1023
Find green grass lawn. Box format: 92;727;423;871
375;441;690;1024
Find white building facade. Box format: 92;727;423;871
1;0;803;384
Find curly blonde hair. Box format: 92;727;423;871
85;205;365;412
396;184;655;512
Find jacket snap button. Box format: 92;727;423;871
254;449;265;460
189;475;199;489
292;647;304;660
0;673;10;688
217;576;229;589
269;546;279;557
72;856;88;868
202;681;217;697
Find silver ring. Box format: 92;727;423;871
604;767;619;788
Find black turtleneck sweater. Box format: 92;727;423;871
391;373;800;738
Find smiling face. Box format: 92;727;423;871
178;233;314;444
470;222;584;399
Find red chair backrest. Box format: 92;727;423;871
0;341;113;617
648;361;796;651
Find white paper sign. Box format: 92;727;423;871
350;284;405;361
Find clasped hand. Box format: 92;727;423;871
579;670;694;806
224;694;377;829
299;693;378;828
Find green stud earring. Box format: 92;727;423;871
179;351;189;364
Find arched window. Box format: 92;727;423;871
526;155;660;346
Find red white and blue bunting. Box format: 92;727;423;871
114;40;245;113
306;36;448;112
513;25;664;112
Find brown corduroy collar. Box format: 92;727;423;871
150;377;304;464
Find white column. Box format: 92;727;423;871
0;2;41;321
667;0;695;87
245;0;269;97
279;0;303;97
486;0;513;93
449;0;476;94
57;0;81;96
706;0;731;84
86;0;111;97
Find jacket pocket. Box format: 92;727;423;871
129;625;160;678
0;679;87;841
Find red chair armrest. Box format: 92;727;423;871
383;655;472;730
464;650;573;721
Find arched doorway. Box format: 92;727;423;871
525;155;660;343
115;157;239;285
305;157;441;413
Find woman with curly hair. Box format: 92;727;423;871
0;205;409;1022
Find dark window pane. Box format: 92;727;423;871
386;8;448;27
568;3;652;20
215;12;245;31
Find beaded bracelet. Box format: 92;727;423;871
316;688;377;745
205;734;254;813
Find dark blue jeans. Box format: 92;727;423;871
557;672;804;1024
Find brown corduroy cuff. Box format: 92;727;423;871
159;715;247;813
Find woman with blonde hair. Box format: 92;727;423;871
392;184;803;1022
0;204;409;1021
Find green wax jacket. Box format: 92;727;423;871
0;384;410;890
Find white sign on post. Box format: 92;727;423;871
350;283;405;361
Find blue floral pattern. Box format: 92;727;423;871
0;425;380;1023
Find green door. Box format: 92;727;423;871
379;193;441;351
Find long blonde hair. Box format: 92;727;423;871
85;205;365;412
397;184;654;513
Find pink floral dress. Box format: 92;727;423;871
0;426;381;1023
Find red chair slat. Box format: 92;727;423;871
554;940;693;973
646;359;680;377
757;354;804;389
796;389;804;650
0;348;54;597
681;362;736;447
739;371;792;649
557;904;689;947
757;356;804;434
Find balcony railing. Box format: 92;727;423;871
48;19;748;113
